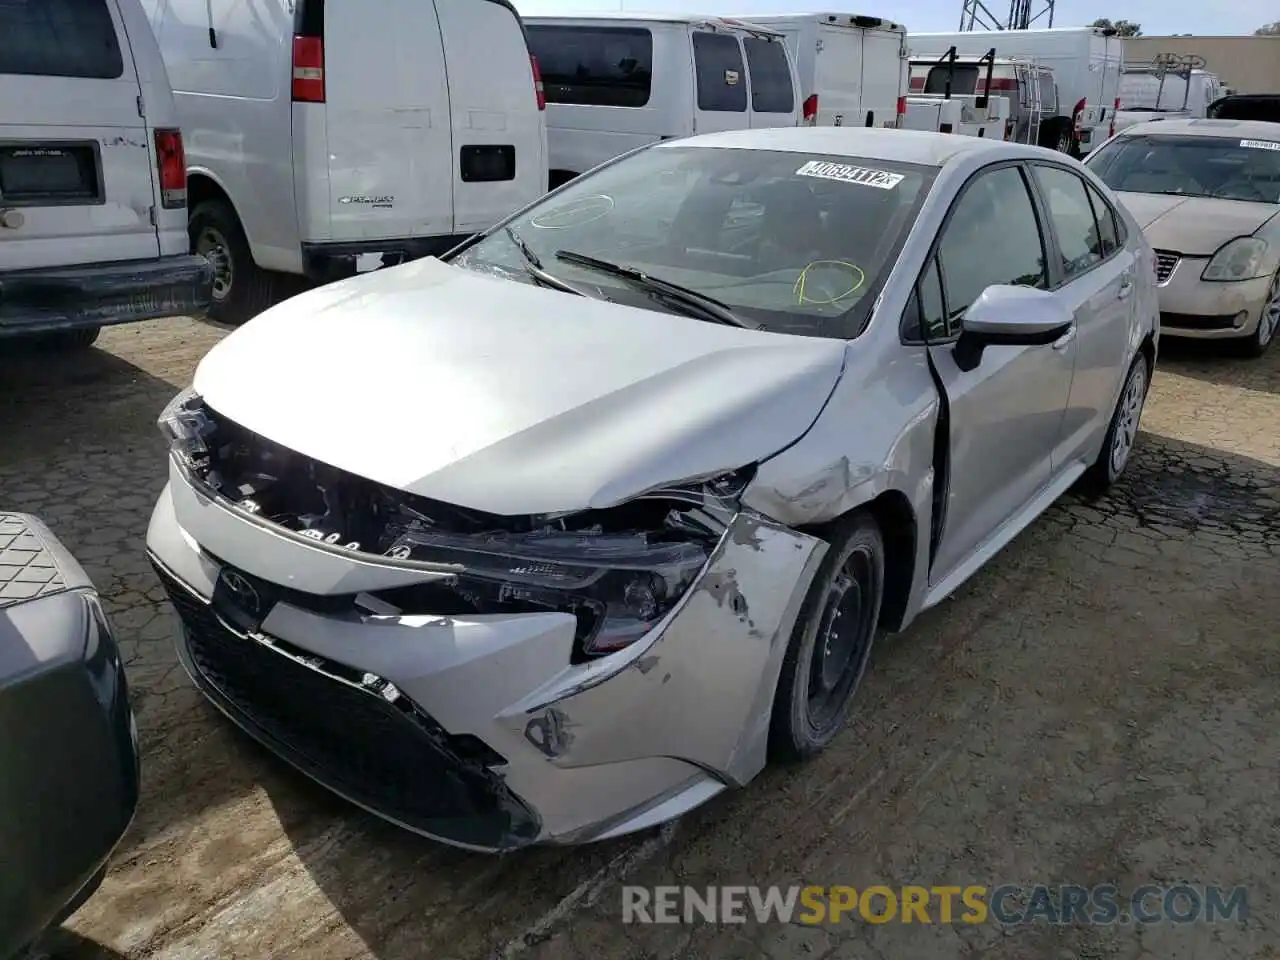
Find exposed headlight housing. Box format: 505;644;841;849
1201;237;1269;282
157;388;750;661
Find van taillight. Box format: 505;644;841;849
292;35;325;103
154;128;186;209
1109;96;1119;136
802;94;818;125
1073;97;1087;131
531;55;546;111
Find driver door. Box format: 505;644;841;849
919;163;1077;585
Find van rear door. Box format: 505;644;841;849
0;0;160;271
435;0;546;235
859;26;906;128
318;0;454;244
742;33;798;127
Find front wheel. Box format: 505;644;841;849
1080;352;1150;497
1234;269;1279;358
768;510;884;762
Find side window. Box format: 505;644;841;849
1084;181;1121;257
0;0;124;79
1032;165;1104;280
693;32;747;112
743;36;794;114
936;165;1048;326
526;26;653;108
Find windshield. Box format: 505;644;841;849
448;145;935;338
1086;134;1280;203
923;64;980;95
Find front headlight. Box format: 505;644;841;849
157;386;215;472
383;469;752;659
1201;237;1269;281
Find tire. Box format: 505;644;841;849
189;198;278;325
1233;269;1279;359
1079;351;1150;497
51;326;101;350
768;509;884;763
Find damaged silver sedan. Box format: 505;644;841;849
147;127;1159;852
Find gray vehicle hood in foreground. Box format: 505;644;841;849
193;257;848;516
1115;192;1279;256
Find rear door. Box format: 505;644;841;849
859;28;906;128
436;0;546;235
322;0;454;242
742;34;797;127
691;29;750;134
813;25;865;125
0;0;159;271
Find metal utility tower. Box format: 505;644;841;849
958;0;1054;31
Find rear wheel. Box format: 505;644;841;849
190;199;279;325
1234;269;1279;358
768;510;884;762
52;326;101;351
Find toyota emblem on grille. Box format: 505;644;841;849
220;569;261;616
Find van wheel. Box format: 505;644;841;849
190;199;277;325
768;510;884;762
53;327;102;351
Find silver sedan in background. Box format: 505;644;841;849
1085;118;1280;357
146;128;1158;852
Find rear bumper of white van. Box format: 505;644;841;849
0;255;214;338
301;237;474;283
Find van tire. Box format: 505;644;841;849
189;199;277;325
57;327;102;350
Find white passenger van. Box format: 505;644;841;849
0;0;212;349
738;13;909;130
523;14;800;189
143;0;548;323
909;27;1124;156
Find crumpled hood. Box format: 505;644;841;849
1116;192;1279;256
193;257;847;516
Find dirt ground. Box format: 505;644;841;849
1;320;1277;960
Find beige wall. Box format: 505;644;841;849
1122;36;1280;94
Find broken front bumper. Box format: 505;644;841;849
146;469;826;852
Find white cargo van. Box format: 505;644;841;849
736;13;908;129
909;27;1124;155
1113;67;1223;134
0;0;213;349
524;14;800;189
144;0;548;324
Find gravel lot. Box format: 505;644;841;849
2;319;1277;960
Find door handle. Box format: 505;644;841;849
1051;325;1077;350
1117;275;1134;299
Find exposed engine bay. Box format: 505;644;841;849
160;391;749;659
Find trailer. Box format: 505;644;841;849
908;26;1125;154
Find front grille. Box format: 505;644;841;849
1154;250;1180;284
1160;312;1240;331
151;559;539;850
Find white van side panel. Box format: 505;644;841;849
528;20;693;179
322;0;454;242
151;0;301;272
436;0;546;235
0;0;159;270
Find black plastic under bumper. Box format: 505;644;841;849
150;556;541;852
0;254;214;337
300;236;472;283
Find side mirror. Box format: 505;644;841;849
953;284;1072;371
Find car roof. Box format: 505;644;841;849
659;126;1046;168
1114;118;1280;141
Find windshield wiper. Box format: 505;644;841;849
553;249;755;328
505;227;590;297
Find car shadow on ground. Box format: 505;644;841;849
30;928;129;960
1157;336;1279;395
252;431;1279;960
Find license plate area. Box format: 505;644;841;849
0;141;103;206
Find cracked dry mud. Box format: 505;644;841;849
1;323;1277;960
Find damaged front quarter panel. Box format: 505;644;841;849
500;509;827;790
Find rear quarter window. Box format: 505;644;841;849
526;25;653;108
0;0;124;79
743;36;794;114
